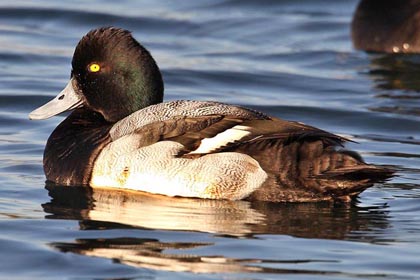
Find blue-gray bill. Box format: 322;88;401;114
29;78;83;120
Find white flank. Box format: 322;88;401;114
189;125;251;154
90;140;268;200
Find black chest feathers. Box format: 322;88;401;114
43;109;112;186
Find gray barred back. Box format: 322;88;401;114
110;100;270;140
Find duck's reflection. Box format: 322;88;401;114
43;184;389;238
52;237;276;274
364;54;420;117
51;237;344;274
44;184;265;235
368;54;420;92
43;185;390;273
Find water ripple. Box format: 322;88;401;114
0;0;419;279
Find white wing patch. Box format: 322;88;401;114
189;125;251;154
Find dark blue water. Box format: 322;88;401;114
1;1;420;279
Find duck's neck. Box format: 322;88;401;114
43;108;112;186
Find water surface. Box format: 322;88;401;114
1;1;420;279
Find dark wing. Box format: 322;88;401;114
124;115;349;156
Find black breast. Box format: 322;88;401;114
43;108;112;186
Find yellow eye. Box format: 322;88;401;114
88;63;101;73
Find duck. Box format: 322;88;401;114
352;0;420;53
29;27;393;202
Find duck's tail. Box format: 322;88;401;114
306;148;394;200
237;139;394;202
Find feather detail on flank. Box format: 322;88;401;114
90;140;268;200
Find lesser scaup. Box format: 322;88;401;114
29;27;393;202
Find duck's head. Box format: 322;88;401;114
29;27;164;123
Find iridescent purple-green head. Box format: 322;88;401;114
30;27;164;123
